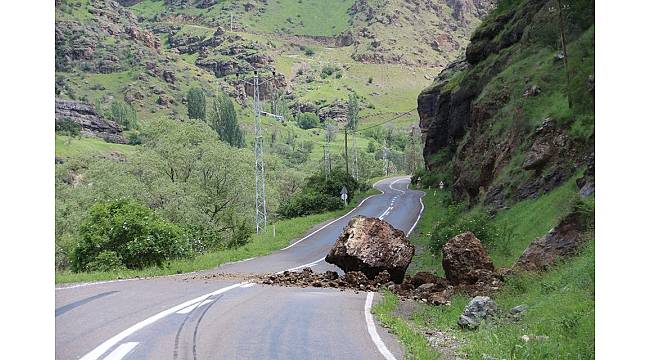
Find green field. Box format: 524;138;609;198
55;135;136;158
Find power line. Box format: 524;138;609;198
352;107;418;133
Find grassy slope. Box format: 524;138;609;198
380;180;594;358
55;135;136;158
56;187;379;284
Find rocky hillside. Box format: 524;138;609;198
418;0;595;210
345;0;494;67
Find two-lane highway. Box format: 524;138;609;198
56;176;425;360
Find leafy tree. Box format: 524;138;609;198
325;122;338;142
71;199;191;271
210;93;245;148
367;140;377;153
187;87;206;120
297;112;319;129
110;100;137;130
347;93;360;130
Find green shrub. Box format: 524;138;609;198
304;47;315;56
86;250;125;272
278;191;342;218
72;200;191;272
279;169;359;218
296;112;320;129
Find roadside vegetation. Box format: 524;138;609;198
377;180;594;359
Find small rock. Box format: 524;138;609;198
510;304;528;315
521;335;530;343
458;296;498;330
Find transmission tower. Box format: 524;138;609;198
253;74;267;234
323;143;331;180
238;70;282;234
352;132;359;180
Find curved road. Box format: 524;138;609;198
56;176;425;360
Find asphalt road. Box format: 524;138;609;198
56;176;425;360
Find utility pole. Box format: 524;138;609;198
352;132;359;180
344;127;349;176
383;140;389;176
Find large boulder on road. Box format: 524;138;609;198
325;216;415;283
442;232;494;284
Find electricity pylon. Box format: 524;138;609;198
238;70;282;234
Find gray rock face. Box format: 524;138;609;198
318;100;348;123
458;296;498;329
55;99;126;144
325;216;415;283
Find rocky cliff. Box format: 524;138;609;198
418;0;594;208
55;99;127;144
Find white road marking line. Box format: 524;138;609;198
278;256;326;274
364;292;397;360
388;178;406;194
103;342;139;360
240;283;256;288
378;206;393;220
55;278;138;291
79;282;245;360
78;176;415;360
406;191;426;237
176;299;215;314
281;193;378;251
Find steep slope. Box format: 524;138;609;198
417;0;595;209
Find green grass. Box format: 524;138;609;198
488;179;580;267
407;189;450;276
55;187;379;284
410;239;594;359
372;291;441;360
55;135;136;158
387;178;593;359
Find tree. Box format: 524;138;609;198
210;93;245;148
325;122;338;143
297;112;319;129
187;87;206;120
346;93;360;131
110;100;137;130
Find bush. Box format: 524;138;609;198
430;205;512;254
278;169;359;218
71;200;191;272
86;251;125;272
304;47;315;56
297;112;320;129
278;191;343;218
321;65;336;78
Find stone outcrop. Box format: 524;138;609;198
515;211;588;271
325;216;415;283
442;232;494;285
55;99;126;144
317;100;348;123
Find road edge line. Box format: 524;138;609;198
365;292;397;360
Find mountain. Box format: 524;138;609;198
417;0;595;209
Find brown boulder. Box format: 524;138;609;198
325;216;415;283
442;232;494;284
515;211;587;271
